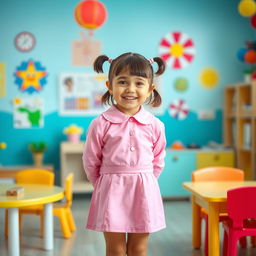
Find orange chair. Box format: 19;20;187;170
192;167;245;256
5;169;54;237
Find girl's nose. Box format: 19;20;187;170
126;83;136;92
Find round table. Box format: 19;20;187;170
0;184;64;256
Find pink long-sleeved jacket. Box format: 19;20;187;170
82;105;166;233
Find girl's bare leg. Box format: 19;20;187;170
127;233;149;256
103;232;126;256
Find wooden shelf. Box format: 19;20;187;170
224;82;256;179
60;141;93;193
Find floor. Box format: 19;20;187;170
0;197;256;256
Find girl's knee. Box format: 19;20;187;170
106;245;126;256
127;244;147;255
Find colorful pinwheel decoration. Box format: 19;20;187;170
159;31;196;69
169;99;189;120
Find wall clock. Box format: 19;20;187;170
14;31;36;52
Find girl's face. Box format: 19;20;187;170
106;69;156;116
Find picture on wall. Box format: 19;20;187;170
59;73;107;116
59;73;164;116
72;35;101;66
13;98;44;128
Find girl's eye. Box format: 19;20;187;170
136;82;145;87
118;80;127;85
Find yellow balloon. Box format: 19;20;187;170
238;0;256;17
0;142;7;149
199;68;219;89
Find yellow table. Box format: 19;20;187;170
182;181;256;256
0;184;64;256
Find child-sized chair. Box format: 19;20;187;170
222;186;256;256
192;167;245;256
51;173;76;238
33;173;76;238
5;169;54;237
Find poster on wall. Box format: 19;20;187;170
72;33;101;66
59;73;107;116
13;98;44;128
0;63;6;98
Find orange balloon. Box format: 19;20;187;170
74;0;107;30
245;49;256;64
74;3;83;27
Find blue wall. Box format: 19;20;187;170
0;0;253;182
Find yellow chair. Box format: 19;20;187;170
39;173;76;238
52;173;76;238
5;169;54;237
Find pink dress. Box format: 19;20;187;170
82;105;166;233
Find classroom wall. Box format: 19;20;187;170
0;0;253;181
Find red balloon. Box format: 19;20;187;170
250;14;256;29
245;49;256;64
74;0;107;30
252;70;256;80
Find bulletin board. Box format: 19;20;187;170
59;73;107;116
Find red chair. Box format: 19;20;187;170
192;167;246;256
222;186;256;256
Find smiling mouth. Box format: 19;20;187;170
122;96;138;100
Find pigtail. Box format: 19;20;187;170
146;88;162;107
152;89;162;107
101;91;114;106
153;57;166;75
93;55;110;73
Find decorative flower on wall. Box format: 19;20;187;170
159;31;195;69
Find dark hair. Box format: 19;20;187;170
64;77;73;85
93;52;165;107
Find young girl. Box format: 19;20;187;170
83;52;166;256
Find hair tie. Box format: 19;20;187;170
148;58;154;64
108;58;113;63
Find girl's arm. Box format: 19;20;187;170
152;121;166;179
82;119;103;186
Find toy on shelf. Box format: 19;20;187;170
187;143;201;149
170;141;185;150
64;124;84;143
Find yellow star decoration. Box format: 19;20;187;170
15;61;47;91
